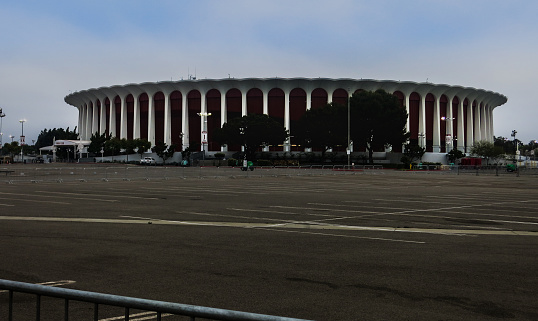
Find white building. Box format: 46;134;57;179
64;78;507;159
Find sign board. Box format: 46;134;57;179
20;135;25;145
202;131;208;144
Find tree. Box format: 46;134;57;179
88;132;110;155
470;140;504;165
152;141;176;163
350;90;409;164
294;103;347;160
104;137;122;157
35;127;78;149
447;149;465;164
2;142;21;158
133;138;151;158
400;144;425;168
213;114;288;161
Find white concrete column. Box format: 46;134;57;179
200;91;206;152
484;103;495;142
241;91;247;116
99;101;107;135
133;96;140;139
92;101;99;137
221;91;227;152
306;90;312;110
466;101;474;152
480;103;487;140
445;96;453;151
263;89;270;152
221;91;227;126
327;90;333;104
80;104;86;139
405;94;410;137
474;102;481;142
433;96;441;152
284;89;291;152
262;90;268;115
457;99;465;152
419;95;426;148
78;106;83;139
85;103;92;140
181;93;188;149
120;96;127;139
148;96;155;146
164;93;171;146
108;98;116;137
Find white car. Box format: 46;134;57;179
139;157;156;165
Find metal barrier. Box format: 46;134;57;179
0;279;310;321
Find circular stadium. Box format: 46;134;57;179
64;78;507;163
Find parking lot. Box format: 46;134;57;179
1;165;537;320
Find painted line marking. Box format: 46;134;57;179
270;205;380;215
1;215;536;239
0;197;70;205
228;207;336;217
0;191;118;203
278;203;538;226
0;280;75;293
35;191;160;200
99;311;172;321
124;214;426;244
341;201;538;221
372;198;538;213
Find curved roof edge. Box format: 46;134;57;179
65;78;508;108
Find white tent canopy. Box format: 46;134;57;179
54;140;91;147
39;140;91;157
40;140;90;150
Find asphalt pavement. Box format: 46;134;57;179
0;165;537;320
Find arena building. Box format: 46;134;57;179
64;78;507;161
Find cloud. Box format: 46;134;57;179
1;0;537;143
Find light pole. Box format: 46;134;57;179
511;130;518;166
19;119;26;163
418;132;425;148
197;112;211;159
441;116;455;152
347;88;351;167
9;135;14;142
0;108;5;147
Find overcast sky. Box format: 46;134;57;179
1;0;537;145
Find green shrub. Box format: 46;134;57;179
227;158;239;166
256;159;272;166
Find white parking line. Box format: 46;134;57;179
229;207;335;217
99;311;172;321
36;191;160;200
0;280;75;293
0;196;70;205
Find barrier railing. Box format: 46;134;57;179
0;279;310;321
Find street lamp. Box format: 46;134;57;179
9;135;14;142
441;116;455;152
0;108;5;147
197;112;211;157
347;88;351;167
511;130;519;165
418;132;425;148
19;119;26;163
